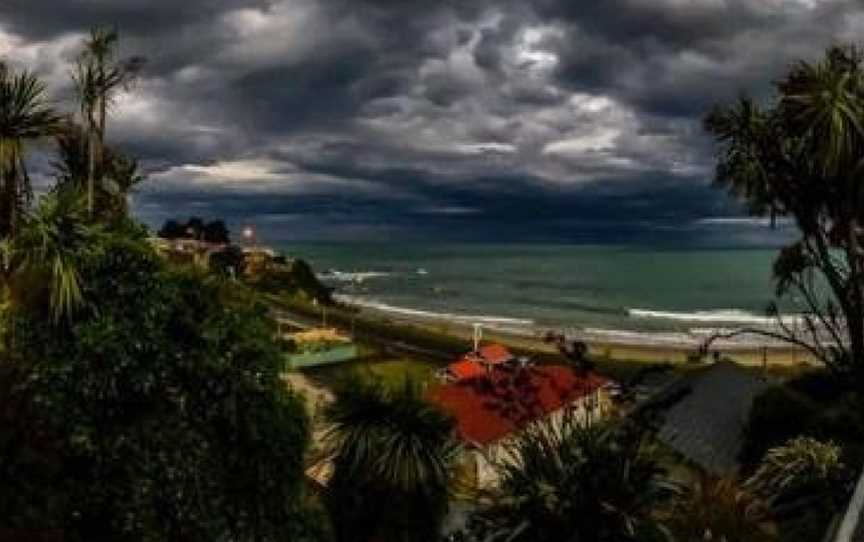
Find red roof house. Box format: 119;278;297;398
447;359;488;381
428;365;609;447
476;343;514;365
444;343;516;383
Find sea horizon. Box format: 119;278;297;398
277;241;802;347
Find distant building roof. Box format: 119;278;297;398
655;361;770;475
242;246;277;257
428;365;609;447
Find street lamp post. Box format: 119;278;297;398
242;225;256;248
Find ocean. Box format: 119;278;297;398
281;242;796;346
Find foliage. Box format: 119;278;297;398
740;385;821;468
247;258;333;304
786;369;845;403
73;26;144;217
745;436;850;542
0;232;314;541
52;121;147;222
320;376;457;542
543;332;595;372
0;62;62;237
209;244;246;277
159;217;231;243
745;437;844;504
740;378;864;471
705;44;864;390
10;190;98;321
453;420;679;542
666;475;774;542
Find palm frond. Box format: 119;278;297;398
0;63;62;236
15;189;98;321
321;376;457;494
745;436;843;501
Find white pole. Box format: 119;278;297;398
473;323;482;352
835;467;864;542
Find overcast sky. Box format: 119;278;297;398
0;0;858;244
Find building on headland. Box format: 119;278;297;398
242;245;278;258
427;343;613;490
148;236;229;266
149;236;289;269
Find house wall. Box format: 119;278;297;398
460;388;613;492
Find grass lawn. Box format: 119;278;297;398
301;351;441;391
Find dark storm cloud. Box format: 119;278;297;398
1;0;858;241
542;0;859;117
0;0;269;39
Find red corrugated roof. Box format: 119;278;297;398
428;366;609;446
446;344;514;382
478;343;513;364
448;359;487;380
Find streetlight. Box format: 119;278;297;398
242;225;256;247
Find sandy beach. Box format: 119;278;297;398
348;303;818;370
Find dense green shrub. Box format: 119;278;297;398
740;385;820;468
742;376;864;470
0;234;316;541
158;217;230;243
247;258;333;304
740;376;864;542
322;377;456;542
209;244;247;277
667;475;773;542
786;370;847;404
451;421;678;542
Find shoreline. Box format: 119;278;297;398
345;301;817;369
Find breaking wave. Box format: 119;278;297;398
628;308;780;325
319;268;430;283
319;270;394;282
335;294;534;329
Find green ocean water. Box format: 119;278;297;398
281;243;791;340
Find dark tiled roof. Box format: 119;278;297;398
656;361;770;475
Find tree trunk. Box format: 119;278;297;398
0;138;6;238
9;153;17;239
87;124;96;217
97;95;106;206
98;93;107;149
846;215;864;392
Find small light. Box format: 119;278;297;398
242;226;255;240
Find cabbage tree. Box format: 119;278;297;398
0;63;61;237
706;45;864;390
